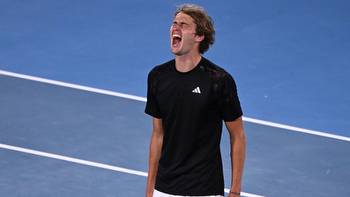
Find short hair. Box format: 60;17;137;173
174;4;215;54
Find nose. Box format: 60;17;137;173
171;22;182;30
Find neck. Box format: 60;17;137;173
175;52;202;73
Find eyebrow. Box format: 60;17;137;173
173;21;189;25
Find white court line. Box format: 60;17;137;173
242;117;350;142
0;143;264;197
1;69;349;142
0;69;146;102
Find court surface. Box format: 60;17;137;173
1;71;350;197
1;1;350;197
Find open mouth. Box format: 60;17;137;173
172;34;182;48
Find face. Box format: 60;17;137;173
170;12;204;56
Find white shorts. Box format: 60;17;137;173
153;189;223;197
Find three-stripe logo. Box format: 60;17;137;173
192;87;201;94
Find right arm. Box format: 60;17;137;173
146;117;164;197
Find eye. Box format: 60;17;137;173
180;22;190;29
171;21;189;29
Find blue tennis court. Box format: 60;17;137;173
1;1;350;196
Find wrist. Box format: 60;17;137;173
229;190;240;196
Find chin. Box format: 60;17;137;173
171;43;185;55
171;48;181;56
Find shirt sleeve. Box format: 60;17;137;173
145;69;162;118
219;73;243;121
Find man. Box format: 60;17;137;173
145;4;246;197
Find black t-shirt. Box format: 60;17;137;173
145;57;243;196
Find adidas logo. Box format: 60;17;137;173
192;87;201;94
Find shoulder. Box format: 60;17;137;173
148;59;174;79
200;57;234;82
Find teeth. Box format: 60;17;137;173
173;34;181;38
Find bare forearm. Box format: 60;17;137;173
230;133;246;193
146;132;163;196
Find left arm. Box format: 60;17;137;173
225;116;246;197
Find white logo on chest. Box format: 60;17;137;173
192;87;201;94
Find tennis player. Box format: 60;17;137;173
145;4;246;197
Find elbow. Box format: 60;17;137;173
231;130;246;147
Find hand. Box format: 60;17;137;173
227;191;240;197
145;188;153;197
146;191;153;197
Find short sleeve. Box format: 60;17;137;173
219;74;243;121
145;69;162;118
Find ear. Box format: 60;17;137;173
194;34;204;43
